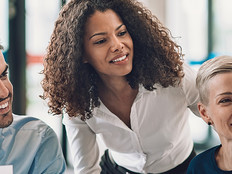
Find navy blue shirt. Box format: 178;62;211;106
187;145;232;174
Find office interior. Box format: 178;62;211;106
0;0;232;173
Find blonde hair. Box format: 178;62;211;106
196;56;232;105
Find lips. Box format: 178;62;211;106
110;54;128;63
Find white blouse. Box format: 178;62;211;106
63;63;200;174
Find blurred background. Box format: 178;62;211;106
1;0;232;173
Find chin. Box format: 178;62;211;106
125;68;133;75
0;112;13;128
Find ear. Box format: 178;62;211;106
198;102;212;125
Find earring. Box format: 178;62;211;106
208;122;211;126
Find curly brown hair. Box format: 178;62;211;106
41;0;184;120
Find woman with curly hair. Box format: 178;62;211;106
41;0;200;173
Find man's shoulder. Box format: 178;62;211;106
12;114;50;131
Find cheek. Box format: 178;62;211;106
4;80;13;92
128;36;133;49
84;44;105;62
89;48;108;64
211;109;230;128
86;52;102;65
85;54;105;72
9;85;13;95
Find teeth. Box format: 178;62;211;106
112;55;126;63
0;102;8;109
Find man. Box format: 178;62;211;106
0;43;66;173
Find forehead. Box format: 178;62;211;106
208;72;232;93
85;9;123;34
0;51;7;73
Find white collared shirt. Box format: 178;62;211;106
63;63;200;174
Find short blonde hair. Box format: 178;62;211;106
196;56;232;105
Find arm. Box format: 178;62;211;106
182;63;200;116
29;126;66;174
63;115;101;174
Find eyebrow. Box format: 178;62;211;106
216;92;232;97
89;24;124;40
0;65;9;77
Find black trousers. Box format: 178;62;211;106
100;149;196;174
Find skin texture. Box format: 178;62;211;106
41;0;184;120
198;72;232;170
83;9;134;81
0;50;13;128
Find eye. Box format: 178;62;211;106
118;30;127;36
0;71;8;80
94;39;106;45
219;98;232;103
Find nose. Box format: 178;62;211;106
0;80;9;99
110;36;124;52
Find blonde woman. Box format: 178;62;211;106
187;56;232;173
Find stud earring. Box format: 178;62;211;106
208;122;211;126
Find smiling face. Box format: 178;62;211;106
198;72;232;141
83;9;134;81
0;51;13;128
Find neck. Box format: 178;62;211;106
216;141;232;171
98;76;137;101
100;76;128;92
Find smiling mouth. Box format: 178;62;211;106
110;55;127;63
0;102;9;109
0;101;10;116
